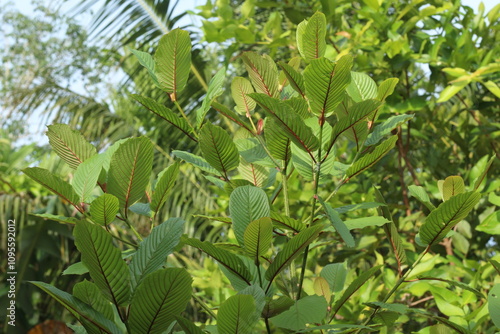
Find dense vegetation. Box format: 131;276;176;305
1;0;499;333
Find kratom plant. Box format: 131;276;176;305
24;12;498;333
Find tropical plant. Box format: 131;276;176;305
21;10;500;333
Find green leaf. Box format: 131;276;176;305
232;76;256;115
332;265;383;315
265;224;324;285
238;158;269;187
183;237;253;286
377;78;399;101
318;196;355;248
90;194;119;226
442;175;465;201
334;202;385;214
437;80;469;103
229;185;270;248
365;114;414;146
200;123;240;179
46;124;96;169
301;12;327;60
73;280;114;321
155;29;191;97
472;155;495;191
73;154;105;203
31;213;77;225
296;19;307;59
174;316;204;334
130;218;185;291
107;137;154;212
262;296;295;318
151;163;179;215
211;101;254;134
244;217;273;261
304;56;353;118
250;93;319;155
270;211;304;233
419;192;481;246
217;295;256;334
128;268;192;334
265;118;291;161
344;217;390;229
129;94;196;142
270;295;327;331
241;52;279;98
278;61;306;98
408;185;436;211
346;72;378;102
346;135;397;178
130;48;160;87
321;262;347;293
172;150;221;175
62;262;89;275
196;66;226;127
477;211;500;235
30;281;121;334
74;221;130;306
23;167;82;212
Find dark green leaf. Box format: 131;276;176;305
270;295;327;331
270;212;304;233
151;162;179;215
244;217;273;260
73;280;114;321
173;150;221;175
365;114;414;146
408;185;436;211
318;196;355;247
300;12;327;60
199;123;240;179
320;262;347;293
278;61;305;98
346;135;397;178
217;295;256;334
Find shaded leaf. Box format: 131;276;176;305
151;162;179;215
318;196;355;247
244;217;273;261
265;118;291;161
270;295;327;331
174;316;204;334
211;101;254;134
73;280;114;321
46;124;96;169
278;61;305;97
217;295;256;334
320;262;347;293
270;211;304;233
472;155;495;191
62;262;88;276
346;135;397;178
172;150;221;175
408;185;436;211
365;114;414;146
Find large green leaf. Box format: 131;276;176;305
419;191;481;246
408;185;436;211
172;150;221;175
199;122;240;179
73;154;105;203
90;194;119;226
271;295;327;331
217;295;256;334
304;56;352;118
23;167;82;212
442;175;465;201
250;93;319;155
150;162;179;215
229;185;270;248
130;218;185;291
241;52;279;98
270;211;304;233
265;224;324;286
244;217;273;261
278;61;306;98
321;262;347;293
155;28;191;97
107;137;154;213
196;66;226;127
183;237;253;286
128;268;192;334
365;114;414;146
174;316;204;334
46;123;96;169
74;221;130;306
73;280;114;321
346;71;378;102
231;76;256;115
488;284;500;328
265;118;291;161
30;281;121;334
130;48;159;87
318;196;355;248
346;135;397;178
238;157;269;187
377;78;399;101
298;12;326;60
129;94;196;142
211;101;254;134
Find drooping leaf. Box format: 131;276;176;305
174;316;204;334
346;135;397;178
241;52;279;98
270;295;327;331
304;56;352;118
129;94;196;141
23;167;82;212
265;224;324;285
332;265;383;316
74;221;130;306
211;101;254;134
128;268;192;334
183;237;253;286
279;57;301;87
199;122;240;179
265;118;291;161
73;280;114;321
365;114;414;146
320;262;347;293
250;93;319;155
172;150;221;175
90;194;119;226
46;123;96;169
270;211;304;233
31;213;78;225
230;185;270;248
377;78;399;101
232;76;256;115
155;29;191;97
73;154;105;203
278;61;306;98
318;196;355;247
217;295;257;334
346;71;378;102
300;12;327;60
130;48;159;87
130;218;185;291
150;163;179;215
419;192;481;246
442;175;466;201
196;66;226;127
30;281;121;334
244;217;273;261
408;185;436;211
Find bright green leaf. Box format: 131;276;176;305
200;123;240;179
346;71;378;103
232;76;256;115
46;124;96;169
196;66;226;127
90;194;119;226
244;217;273;260
442;175;465;201
241;52;279;98
346;135;397;178
151;163;179;215
73;154;104;203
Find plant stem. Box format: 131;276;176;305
173;100;197;135
248;116;282;171
123;215;143;242
192;293;217;319
282;160;290;216
265;318;272;334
